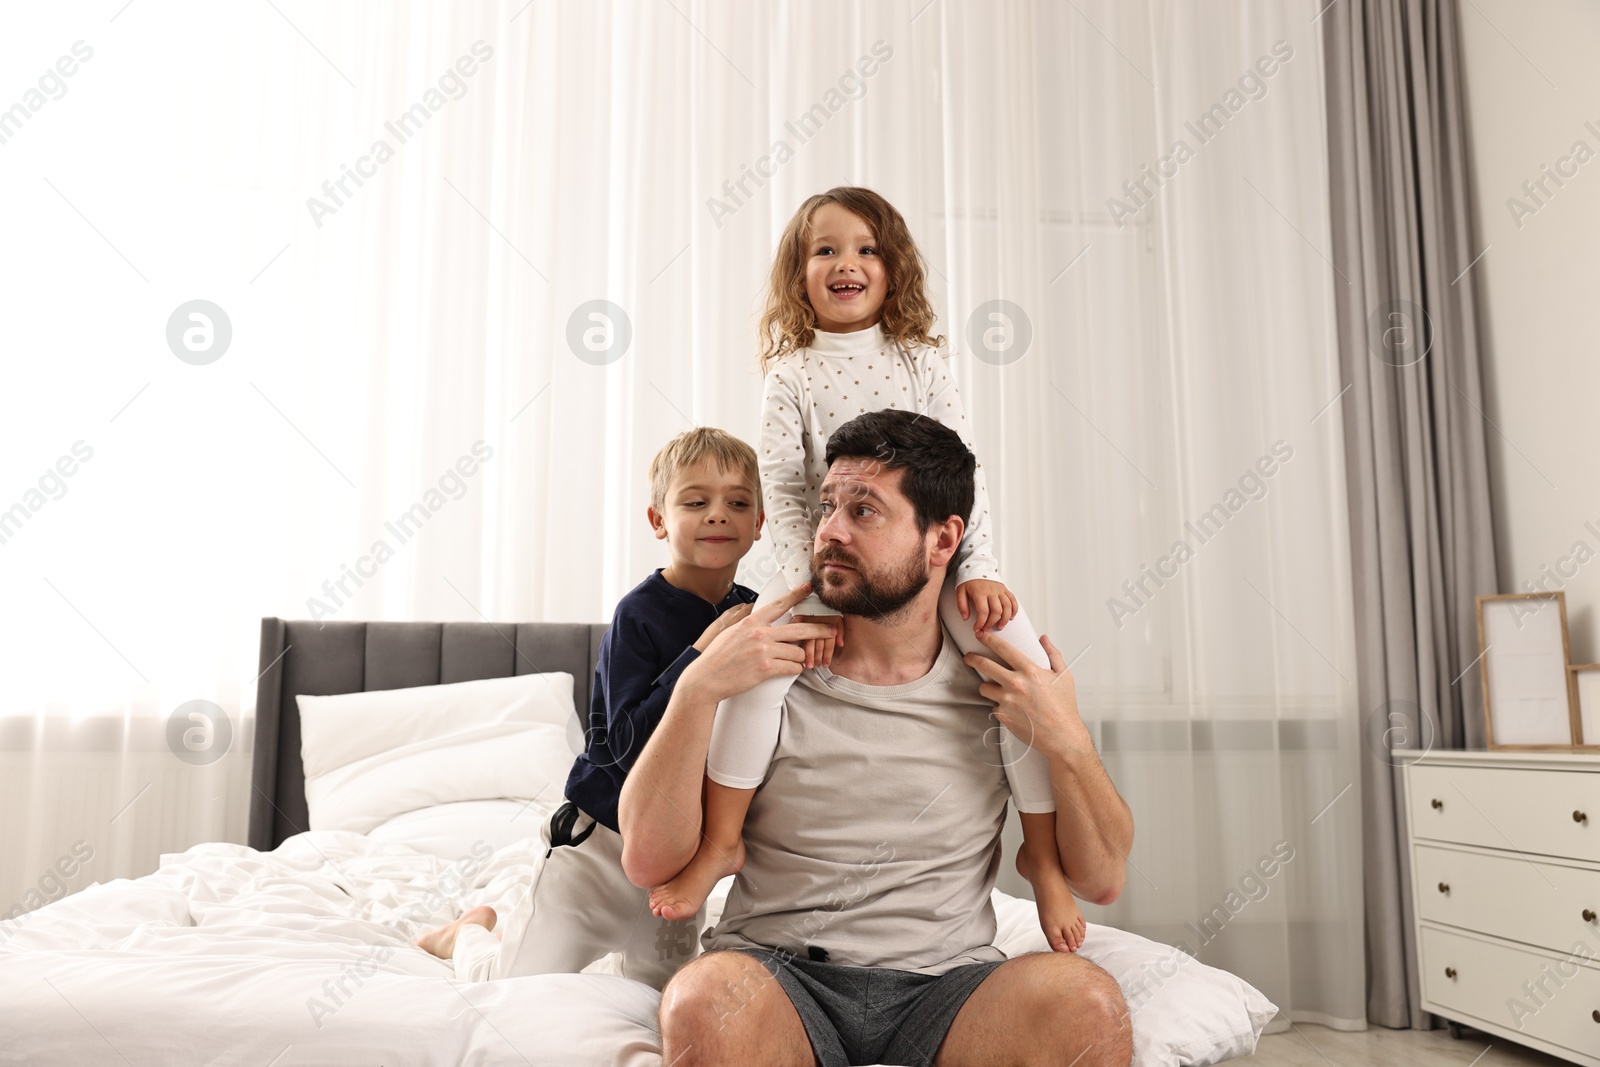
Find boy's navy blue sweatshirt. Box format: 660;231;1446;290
564;568;758;834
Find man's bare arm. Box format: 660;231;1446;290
618;583;829;889
618;669;721;888
1043;725;1133;905
965;630;1134;906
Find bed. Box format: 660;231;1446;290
0;617;1277;1066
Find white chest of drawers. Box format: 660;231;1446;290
1403;750;1600;1064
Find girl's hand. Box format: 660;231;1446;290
956;579;1018;635
792;613;843;670
683;584;835;704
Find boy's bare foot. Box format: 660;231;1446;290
414;905;497;960
648;837;745;921
1016;847;1087;953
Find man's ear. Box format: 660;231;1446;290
647;504;668;540
928;514;965;569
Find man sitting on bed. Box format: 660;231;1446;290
619;410;1136;1067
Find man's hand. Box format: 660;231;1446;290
682;582;837;704
955;578;1019;634
965;629;1133;907
692;602;753;653
961;630;1089;761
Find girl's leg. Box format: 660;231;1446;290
705;570;803;791
648;780;756;921
665;571;804;921
938;574;1085;950
935;569;1051;670
936;574;1054;813
1016;812;1087;952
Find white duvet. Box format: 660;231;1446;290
0;831;660;1067
0;830;1274;1066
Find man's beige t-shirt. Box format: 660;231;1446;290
703;632;1012;975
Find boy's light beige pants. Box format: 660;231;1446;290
451;803;703;991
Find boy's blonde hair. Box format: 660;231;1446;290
757;186;945;372
648;427;762;512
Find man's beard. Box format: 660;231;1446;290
810;542;930;620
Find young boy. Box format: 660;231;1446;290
415;427;764;989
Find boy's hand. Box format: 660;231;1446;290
792;614;843;670
692;603;753;652
956;578;1019;634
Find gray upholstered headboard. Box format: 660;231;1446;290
248;617;610;851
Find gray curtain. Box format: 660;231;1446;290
1321;0;1500;1031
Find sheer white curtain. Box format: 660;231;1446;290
1;0;1360;1026
923;0;1361;1030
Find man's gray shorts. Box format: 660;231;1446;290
734;947;1004;1067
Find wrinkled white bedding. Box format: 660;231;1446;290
0;829;1274;1066
0;831;661;1067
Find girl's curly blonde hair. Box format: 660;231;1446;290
757;187;944;372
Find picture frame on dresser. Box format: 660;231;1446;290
1477;592;1580;749
1572;664;1600;751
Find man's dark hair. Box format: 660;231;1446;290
823;409;976;535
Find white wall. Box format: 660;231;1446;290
1459;0;1600;664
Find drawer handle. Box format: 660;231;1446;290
1431;798;1443;810
1438;882;1450;894
1585;909;1597;923
1594;1009;1599;1023
1444;966;1457;979
1577;810;1589;824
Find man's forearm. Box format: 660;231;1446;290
617;672;719;888
1046;734;1134;906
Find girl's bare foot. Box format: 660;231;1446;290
414;905;496;960
1016;847;1087;952
648;837;745;921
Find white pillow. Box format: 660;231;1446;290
367;798;559;859
992;892;1278;1066
297;673;581;833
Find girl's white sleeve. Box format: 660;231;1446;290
758;362;818;589
916;351;1003;586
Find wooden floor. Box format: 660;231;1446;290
1239;1022;1575;1066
